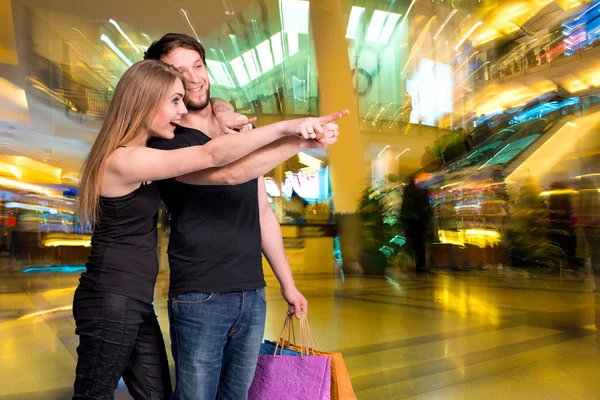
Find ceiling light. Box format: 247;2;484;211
205;60;234;87
256;39;274;73
366;10;402;44
229;57;250;86
346;6;365;39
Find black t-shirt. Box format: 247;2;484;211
149;125;265;297
80;182;161;304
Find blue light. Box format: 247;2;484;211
22;265;86;273
510;98;578;124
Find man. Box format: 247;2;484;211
145;33;338;399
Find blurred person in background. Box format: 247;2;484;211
73;58;341;399
401;178;433;273
547;181;576;268
144;32;347;400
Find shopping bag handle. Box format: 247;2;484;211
273;312;321;358
299;314;320;356
273;312;297;356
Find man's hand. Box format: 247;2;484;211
281;285;308;319
217;112;257;134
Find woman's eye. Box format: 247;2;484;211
173;98;180;104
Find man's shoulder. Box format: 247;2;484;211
149;125;209;150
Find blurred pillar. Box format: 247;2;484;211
310;0;368;273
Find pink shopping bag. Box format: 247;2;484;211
249;313;331;399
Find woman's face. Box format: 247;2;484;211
148;78;187;139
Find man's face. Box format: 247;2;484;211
162;47;210;111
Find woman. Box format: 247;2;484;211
73;59;346;399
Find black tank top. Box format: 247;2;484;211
79;182;162;304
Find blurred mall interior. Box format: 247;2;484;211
1;0;600;398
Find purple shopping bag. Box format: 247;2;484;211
249;354;331;400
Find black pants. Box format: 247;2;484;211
405;220;427;270
72;288;172;400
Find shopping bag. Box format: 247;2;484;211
278;317;357;400
249;314;331;400
249;353;330;399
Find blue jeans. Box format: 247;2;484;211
168;288;267;400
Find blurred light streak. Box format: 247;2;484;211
109;19;140;54
394;148;411;159
478;143;510;170
100;34;132;67
180;9;200;42
64;41;93;66
72;28;104;55
141;33;153;44
22;265;86;273
455;21;483;51
575;173;600;179
377;145;390;158
5;202;57;214
453;51;479;75
18;305;72;320
0;177;57;196
398;0;417;31
540;189;576;196
434;8;459;40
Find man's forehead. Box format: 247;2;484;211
162;47;203;65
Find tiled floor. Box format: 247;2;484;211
1;262;599;399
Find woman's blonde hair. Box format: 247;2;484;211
78;59;184;224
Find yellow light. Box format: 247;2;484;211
0;77;31;124
7;165;22;179
561;76;589;94
43;239;91;247
0;176;60;196
506;121;580;182
540;189;576;197
575;173;600;179
465;229;501;238
554;0;582;10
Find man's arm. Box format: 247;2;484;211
176;130;339;186
211;98;255;133
257;176;308;319
177;137;305;186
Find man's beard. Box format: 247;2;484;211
186;87;210;111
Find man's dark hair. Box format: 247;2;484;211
144;33;206;63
